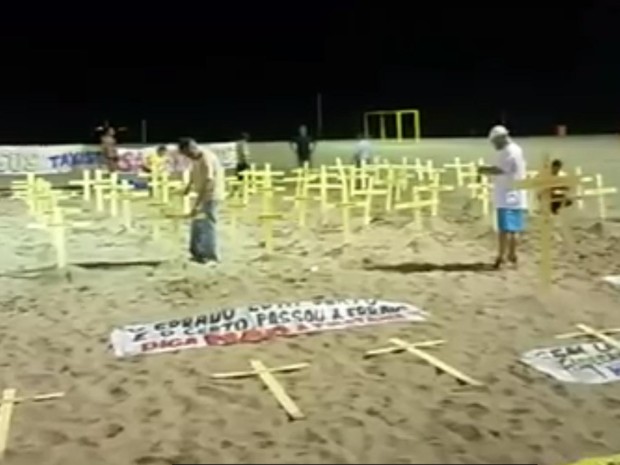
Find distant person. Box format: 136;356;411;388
478;125;527;269
290;125;316;168
143;145;168;173
178;137;225;265
547;159;573;215
353;133;372;168
235;132;251;181
99;126;120;172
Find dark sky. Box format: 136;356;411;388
0;2;619;143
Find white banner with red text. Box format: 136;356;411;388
0;142;238;174
109;299;428;358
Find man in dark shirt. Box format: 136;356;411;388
290;125;316;167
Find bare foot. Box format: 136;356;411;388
493;257;504;270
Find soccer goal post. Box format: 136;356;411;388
363;109;421;142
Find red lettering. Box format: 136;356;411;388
142;342;159;352
270;326;291;337
142;337;199;352
205;332;238;346
240;329;266;343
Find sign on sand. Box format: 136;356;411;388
110;299;428;358
521;341;620;384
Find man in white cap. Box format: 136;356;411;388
478;125;527;269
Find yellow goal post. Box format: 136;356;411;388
363;108;421;142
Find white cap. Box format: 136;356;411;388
488;125;510;140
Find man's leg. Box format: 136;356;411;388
507;232;518;264
202;200;219;262
496;232;508;266
495;208;509;268
507;209;525;264
189;217;204;262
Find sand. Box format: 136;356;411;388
2;140;620;465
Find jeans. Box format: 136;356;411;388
189;200;219;262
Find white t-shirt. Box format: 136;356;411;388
353;139;372;163
492;141;528;209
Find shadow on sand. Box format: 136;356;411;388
364;261;496;273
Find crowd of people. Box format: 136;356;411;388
92;122;574;269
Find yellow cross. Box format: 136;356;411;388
513;154;580;288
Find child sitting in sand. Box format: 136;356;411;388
143;145;168;174
547;159;574;215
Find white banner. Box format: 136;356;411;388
110;299;428;358
521;341;620;384
0;142;238;174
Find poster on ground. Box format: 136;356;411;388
110;298;428;358
521;341;620;384
603;276;620;288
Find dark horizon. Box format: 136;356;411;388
0;3;618;144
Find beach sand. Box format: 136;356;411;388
1;181;620;465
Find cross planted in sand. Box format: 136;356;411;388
556;324;620;351
212;360;309;420
513;154;580;289
0;389;65;459
365;338;483;387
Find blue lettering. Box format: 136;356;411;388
49;151;101;170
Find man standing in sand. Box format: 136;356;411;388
478;125;527;269
290;124;316;168
353;132;372;168
178;137;225;265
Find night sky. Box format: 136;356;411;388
1;3;619;143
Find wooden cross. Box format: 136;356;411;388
0;388;64;460
393;186;435;230
68;170;95;202
212;360;308;420
555;324;620;351
421;172;453;217
413;158;435;182
392;158;416;202
309;165;342;224
365;338;483;386
226;194;247;232
28;206;93;269
444;157;475;187
583;174;617;222
256;166;285;254
333;163;364;243
11;173;38;214
573;166;593;210
466;179;496;230
513;154;581;288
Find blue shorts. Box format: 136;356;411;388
496;208;526;233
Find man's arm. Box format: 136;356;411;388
289;139;297;152
182;177;193;196
479;156;517;176
478;165;504;175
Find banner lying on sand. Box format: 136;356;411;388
603;276;620;288
0;142;237;174
110;299;428;358
521;341;620;384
